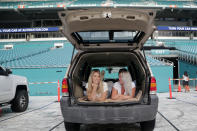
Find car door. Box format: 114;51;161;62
0;67;12;103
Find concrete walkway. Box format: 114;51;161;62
0;90;197;131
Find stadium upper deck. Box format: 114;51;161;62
0;0;196;29
0;0;196;9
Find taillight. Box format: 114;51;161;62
62;78;69;96
150;77;157;94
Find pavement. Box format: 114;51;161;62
0;89;197;131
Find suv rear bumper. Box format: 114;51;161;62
60;95;158;124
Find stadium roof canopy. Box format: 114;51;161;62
0;0;197;27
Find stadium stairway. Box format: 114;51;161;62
156;39;197;65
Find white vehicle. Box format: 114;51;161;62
0;66;29;112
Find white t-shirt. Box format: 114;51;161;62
85;82;108;98
113;81;136;95
183;75;189;81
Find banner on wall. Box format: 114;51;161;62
2;26;197;33
157;26;197;31
0;27;59;33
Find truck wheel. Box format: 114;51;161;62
64;122;80;131
140;119;155;131
11;90;29;112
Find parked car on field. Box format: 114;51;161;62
0;66;29;112
58;8;158;131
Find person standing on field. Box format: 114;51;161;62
182;71;190;92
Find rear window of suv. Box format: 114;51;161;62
72;30;144;43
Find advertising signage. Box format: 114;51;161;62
1;26;197;33
157;26;197;31
0;27;59;33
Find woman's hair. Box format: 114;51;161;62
120;71;133;95
87;69;104;95
118;68;127;75
184;71;188;76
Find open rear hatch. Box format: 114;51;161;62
58;8;156;51
58;8;155;105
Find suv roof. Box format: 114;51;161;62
59;8;156;51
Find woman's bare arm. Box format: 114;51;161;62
111;88;130;100
95;91;108;101
131;87;136;98
87;90;96;101
87;85;98;101
111;88;119;100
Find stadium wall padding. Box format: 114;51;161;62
12;68;67;96
151;65;173;93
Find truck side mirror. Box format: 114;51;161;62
6;68;12;75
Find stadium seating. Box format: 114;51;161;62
0;0;195;8
0;39;171;68
0;41;66;64
113;0;136;4
1;41;73;68
146;55;171;66
71;0;103;6
159;39;197;54
0;0;69;8
156;39;197;64
144;39;157;46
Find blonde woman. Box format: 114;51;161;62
86;69;108;101
111;68;136;100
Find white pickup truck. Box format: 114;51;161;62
0;66;29;112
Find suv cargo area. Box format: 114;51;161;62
69;51;149;105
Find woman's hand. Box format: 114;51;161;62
95;91;107;102
92;83;99;90
87;83;99;101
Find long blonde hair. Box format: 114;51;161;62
120;71;133;95
87;70;104;95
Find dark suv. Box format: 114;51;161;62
58;8;158;131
